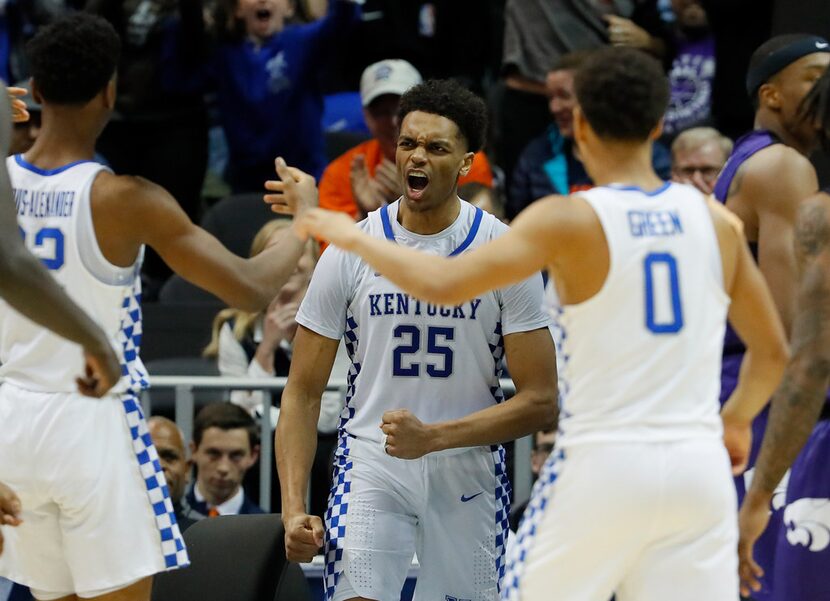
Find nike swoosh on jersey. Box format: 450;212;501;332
817;42;829;48
460;492;484;503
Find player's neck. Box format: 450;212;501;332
397;195;462;235
755;112;813;156
582;141;663;190
24;119;97;169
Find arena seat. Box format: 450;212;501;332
140;302;220;362
151;513;312;601
200;193;280;258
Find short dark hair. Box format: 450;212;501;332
801;67;830;150
574;47;669;142
193;403;259;450
26;14;120;105
397;79;488;152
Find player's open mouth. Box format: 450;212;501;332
255;8;272;22
407;171;429;200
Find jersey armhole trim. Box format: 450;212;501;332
77;167;140;286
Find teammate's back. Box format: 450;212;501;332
554;183;727;446
1;156;140;393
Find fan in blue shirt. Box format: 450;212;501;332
163;0;360;192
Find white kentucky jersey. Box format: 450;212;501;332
297;199;550;445
551;182;729;447
0;155;147;394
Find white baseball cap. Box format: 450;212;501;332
360;59;422;107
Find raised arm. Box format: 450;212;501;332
96;159;316;312
296;197;568;306
738;193;830;595
276;326;340;562
0;85;120;397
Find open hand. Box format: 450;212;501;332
380;409;435;459
738;490;772;597
0;481;22;556
77;340;121;398
8;87;29;124
283;512;325;563
264;158;319;217
350;154;386;214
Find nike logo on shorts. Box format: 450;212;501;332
460;492;484;502
817;42;829;48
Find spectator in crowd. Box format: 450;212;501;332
163;0;360;193
663;0;716;138
319;59;494;220
182;403;265;520
0;1;69;85
148;417;197;532
204;219;317;416
508;429;556;533
497;0;672;189
508;51;671;219
670;126;732;194
459;181;506;222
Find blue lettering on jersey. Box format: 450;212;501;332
368;293;483;321
13;187;75;218
627;210;683;237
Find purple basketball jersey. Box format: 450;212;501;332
713;129;782;601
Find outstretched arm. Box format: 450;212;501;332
0;85;120;396
296;197;567;305
98;159;317;312
738;193;830;595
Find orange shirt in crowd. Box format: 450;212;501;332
319;138;494;218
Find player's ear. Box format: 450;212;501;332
459;152;474;178
758;82;781;111
649;117;664;141
573;105;588;146
30;79;43;105
103;77;116;110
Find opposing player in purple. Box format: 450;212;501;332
739;66;830;601
712;33;830;599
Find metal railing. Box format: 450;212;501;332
142;376;533;512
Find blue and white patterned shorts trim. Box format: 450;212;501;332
324;434;354;599
121;394;189;569
502;448;565;600
492;444;511;591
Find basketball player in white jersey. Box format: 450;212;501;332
275;78;557;601
293;48;789;600
0;15;316;601
0;79;122;557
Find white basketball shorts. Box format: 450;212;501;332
503;438;739;601
324;435;511;601
0;383;188;599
